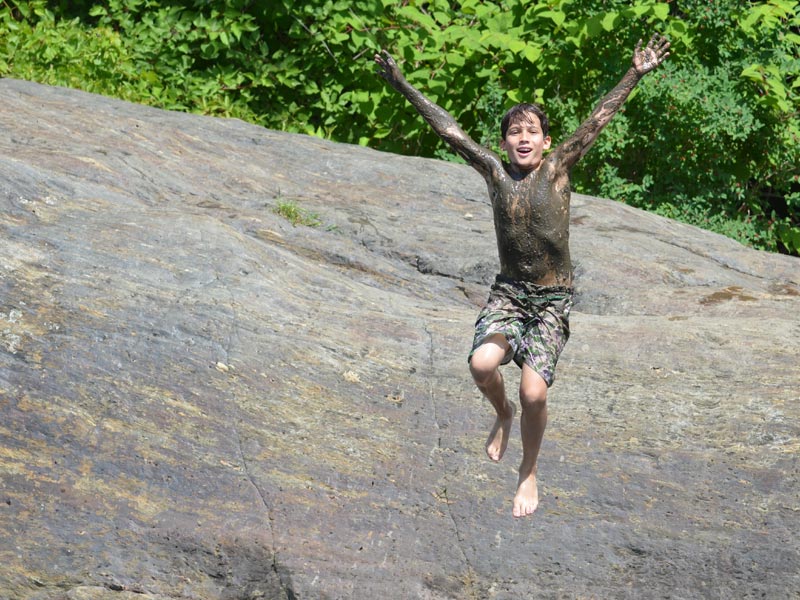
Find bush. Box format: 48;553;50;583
1;0;797;254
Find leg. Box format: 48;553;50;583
513;364;548;518
469;334;516;462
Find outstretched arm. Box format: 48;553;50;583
552;33;670;171
374;50;503;180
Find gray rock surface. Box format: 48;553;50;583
1;78;798;599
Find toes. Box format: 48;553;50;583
512;500;537;517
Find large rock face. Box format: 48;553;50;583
1;79;798;599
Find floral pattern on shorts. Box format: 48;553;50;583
469;275;573;387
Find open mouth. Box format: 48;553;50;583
517;147;532;157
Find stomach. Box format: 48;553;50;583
497;238;572;286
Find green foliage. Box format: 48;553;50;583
273;199;322;228
0;0;797;254
586;0;800;254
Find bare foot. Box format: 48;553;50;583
485;402;515;462
512;472;539;518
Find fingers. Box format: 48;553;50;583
636;33;670;68
373;51;388;74
373;49;395;67
373;49;399;81
647;32;671;55
633;33;671;72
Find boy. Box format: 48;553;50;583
375;33;670;517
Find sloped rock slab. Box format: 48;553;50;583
1;79;798;599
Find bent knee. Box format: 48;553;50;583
519;381;547;412
469;338;508;383
469;358;496;385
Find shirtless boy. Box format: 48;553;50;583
375;33;670;517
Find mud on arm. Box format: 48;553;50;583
374;50;502;180
552;33;670;171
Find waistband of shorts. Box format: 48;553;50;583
494;274;574;298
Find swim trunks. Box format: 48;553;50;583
469;274;574;387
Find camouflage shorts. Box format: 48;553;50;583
469;275;574;387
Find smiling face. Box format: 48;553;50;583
500;112;552;174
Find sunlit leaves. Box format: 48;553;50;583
0;0;797;253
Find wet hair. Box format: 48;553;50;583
500;103;549;140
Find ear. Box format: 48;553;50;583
543;135;552;150
499;138;508;152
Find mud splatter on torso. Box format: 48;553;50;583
487;158;572;286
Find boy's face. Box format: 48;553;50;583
500;113;551;172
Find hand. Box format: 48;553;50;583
374;49;404;85
632;33;670;76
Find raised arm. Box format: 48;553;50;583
374;50;503;180
552;33;670;171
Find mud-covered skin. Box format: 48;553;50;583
489;162;572;285
375;34;670;287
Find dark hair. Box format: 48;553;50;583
500;103;549;139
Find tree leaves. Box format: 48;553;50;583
1;0;797;254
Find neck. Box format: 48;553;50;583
506;161;537;180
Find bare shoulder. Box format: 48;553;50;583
541;149;569;178
541;151;572;198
